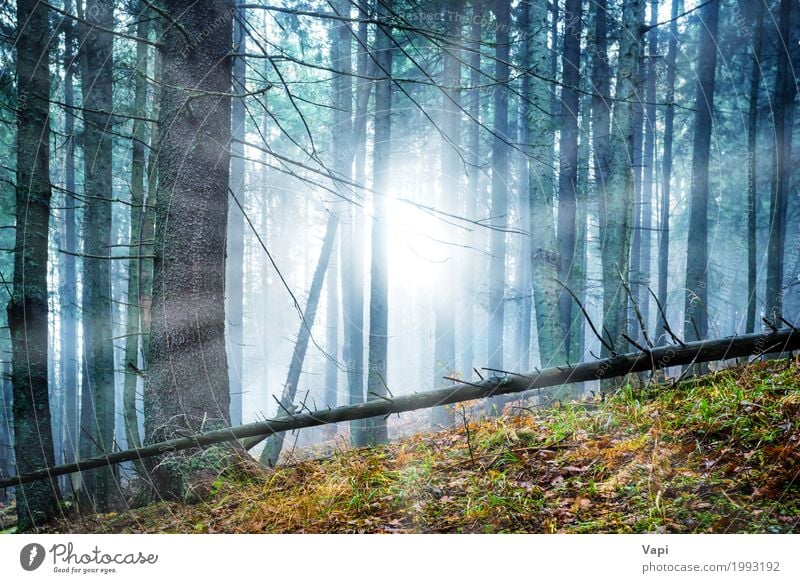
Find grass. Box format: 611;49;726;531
45;358;800;533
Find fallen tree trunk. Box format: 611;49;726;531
1;328;797;489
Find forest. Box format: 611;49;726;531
0;0;798;534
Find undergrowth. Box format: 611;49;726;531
50;358;800;533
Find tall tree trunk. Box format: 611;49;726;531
144;0;233;500
639;0;658;336
364;0;393;444
459;1;481;379
599;0;644;361
745;2;764;334
227;2;247;427
60;0;79;490
260;214;339;468
432;0;463;427
259;214;339;465
123;1;149;466
657;0;680;345
765;0;795;325
683;0;719;342
9;0;60;529
344;0;368;447
487;0;510;406
77;0;117;510
140;19;160;372
325;246;339;411
527;0;565;369
556;0;582;361
326;0;352;417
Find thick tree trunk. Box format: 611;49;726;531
259;214;339;465
8;0;60;529
364;0;393;444
487;0;510;404
78;0;117;510
123;2;149;467
683;0;719;342
7;328;799;489
746;2;764;334
144;0;233;500
657;0;680;345
765;0;795;325
527;0;565;370
227;2;247;427
556;0;583;361
599;0;645;362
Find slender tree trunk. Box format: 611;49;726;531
432;0;463;427
60;0;79;491
592;0;610;197
260;214;339;465
527;0;565;369
657;0;680;345
123;1;149;465
77;0;117;510
364;0;393;443
459;1;481;378
344;0;368;447
144;0;233;500
556;0;582;361
487;0;510;408
227;2;247;427
599;0;645;362
9;0;60;529
683;0;719;342
140;20;160;373
745;2;764;334
639;0;658;336
765;0;794;325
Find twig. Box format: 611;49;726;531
555;278;615;354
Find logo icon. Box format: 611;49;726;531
20;543;46;571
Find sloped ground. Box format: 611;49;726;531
52;359;800;533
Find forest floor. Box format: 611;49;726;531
39;358;800;533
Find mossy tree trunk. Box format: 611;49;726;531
8;0;60;530
144;0;234;500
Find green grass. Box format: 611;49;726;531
39;358;800;534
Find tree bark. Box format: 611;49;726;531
657;0;680;345
144;0;234;499
60;0;80;491
599;0;645;362
745;2;764;334
6;328;799;489
487;0;510;406
8;0;60;529
556;0;582;361
343;0;368;447
683;0;719;342
77;0;117;510
122;0;149;469
527;0;566;370
639;0;658;337
431;0;463;428
459;0;481;379
364;0;393;444
765;0;795;325
227;2;247;427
